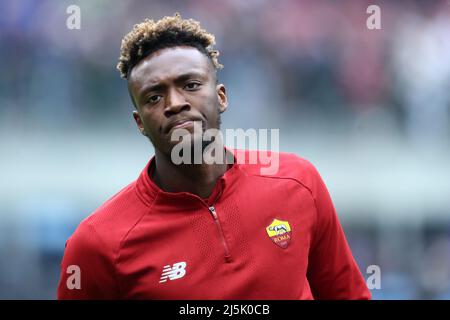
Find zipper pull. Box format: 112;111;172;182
209;206;218;219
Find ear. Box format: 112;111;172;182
216;84;228;113
133;111;147;136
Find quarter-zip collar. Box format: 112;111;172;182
135;147;242;208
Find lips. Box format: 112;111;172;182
166;117;202;133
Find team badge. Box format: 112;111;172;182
266;219;292;249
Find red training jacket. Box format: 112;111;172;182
57;149;371;299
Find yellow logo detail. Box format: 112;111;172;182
266;219;292;249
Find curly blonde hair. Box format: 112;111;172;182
117;13;223;79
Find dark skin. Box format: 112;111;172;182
128;46;229;199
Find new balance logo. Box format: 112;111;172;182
159;262;187;283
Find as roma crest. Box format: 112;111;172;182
266;219;292;249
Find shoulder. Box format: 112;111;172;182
67;180;150;256
233;149;322;192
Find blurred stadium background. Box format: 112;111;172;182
1;0;450;299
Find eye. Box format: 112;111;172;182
148;95;162;104
184;82;201;90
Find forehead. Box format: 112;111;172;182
129;46;213;90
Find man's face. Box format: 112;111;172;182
128;46;228;156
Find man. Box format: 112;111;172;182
57;14;371;300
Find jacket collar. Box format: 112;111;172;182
135;147;242;207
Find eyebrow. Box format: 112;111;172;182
139;72;207;96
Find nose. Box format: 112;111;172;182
164;88;190;117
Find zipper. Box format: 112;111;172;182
208;206;232;260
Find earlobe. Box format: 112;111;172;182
138;126;147;136
132;110;147;136
217;84;228;113
219;103;227;114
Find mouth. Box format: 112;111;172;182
166;118;203;134
172;120;195;130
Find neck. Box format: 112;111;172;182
151;146;231;199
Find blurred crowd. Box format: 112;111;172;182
1;0;449;299
2;0;450;142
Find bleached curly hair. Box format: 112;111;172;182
117;13;223;80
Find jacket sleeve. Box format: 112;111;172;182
305;163;371;300
57;222;120;299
